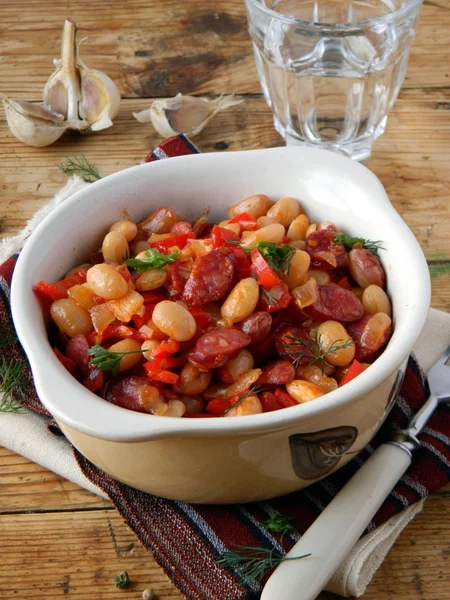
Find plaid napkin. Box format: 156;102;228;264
1;135;450;600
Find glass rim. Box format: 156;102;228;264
245;0;423;29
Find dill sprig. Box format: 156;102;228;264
216;545;310;583
280;329;354;373
87;344;146;376
0;358;28;413
332;232;384;255
255;241;296;274
125;248;179;272
221;384;265;417
263;514;296;535
58;154;101;183
260;286;278;307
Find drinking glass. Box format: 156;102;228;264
244;0;423;160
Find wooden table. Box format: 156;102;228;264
0;1;449;598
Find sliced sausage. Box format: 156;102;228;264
275;326;316;365
305;229;348;270
137;207;179;238
188;327;252;369
347;312;392;361
303;285;364;323
66;334;104;392
349;248;386;289
182;248;236;306
239;311;272;345
258;360;296;385
171;221;193;235
104;376;162;413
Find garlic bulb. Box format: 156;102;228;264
1;94;67;147
44;19;120;132
133;93;244;137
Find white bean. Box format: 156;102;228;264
86;264;129;300
362;285;392;317
221;278;259;324
108;339;143;372
152;301;196;341
135;269;167;291
229;194;273;219
267;197;301;227
281;250;310;290
287;214;309;241
240;223;285;249
102;231;129;264
174;364;212;395
317;321;355;367
285;380;324;403
109;220;138;242
51;299;93;338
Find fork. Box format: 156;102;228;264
261;346;450;600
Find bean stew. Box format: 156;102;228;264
34;194;392;418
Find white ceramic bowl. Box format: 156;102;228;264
11;147;430;503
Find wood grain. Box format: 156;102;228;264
0;1;448;99
0;487;448;599
0;0;449;598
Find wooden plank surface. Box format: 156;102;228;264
1;0;449;599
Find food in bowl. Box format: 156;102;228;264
34;193;393;419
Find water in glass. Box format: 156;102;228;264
245;0;423;159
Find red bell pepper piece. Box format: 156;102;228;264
99;325;148;343
228;212;258;231
251;249;282;288
206;398;232;415
339;359;365;386
336;276;352;291
188;306;211;327
258;283;292;313
140;291;167;303
131;304;155;329
115;264;132;283
211;225;239;249
53;347;76;375
144;365;179;384
33;269;87;302
274;387;297;408
230;246;252;280
150;233;194;254
151;339;180;359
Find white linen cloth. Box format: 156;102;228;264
1;177;449;597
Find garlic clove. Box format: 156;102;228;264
44;19;86;129
1;94;67;147
133;93;244;137
43;19;121;132
78;64;121;131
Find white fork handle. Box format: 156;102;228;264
261;443;411;600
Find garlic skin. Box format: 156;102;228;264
133;93;244;137
1;94;67;147
44;19;120;132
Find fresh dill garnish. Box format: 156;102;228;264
88;344;146;376
221;384;265;417
0;358;28;413
255;241;296;274
263;514;296;535
332;232;384;255
260;286;278;307
58;154;101;183
216;545;310;583
280;329;354;373
125;248;179;272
